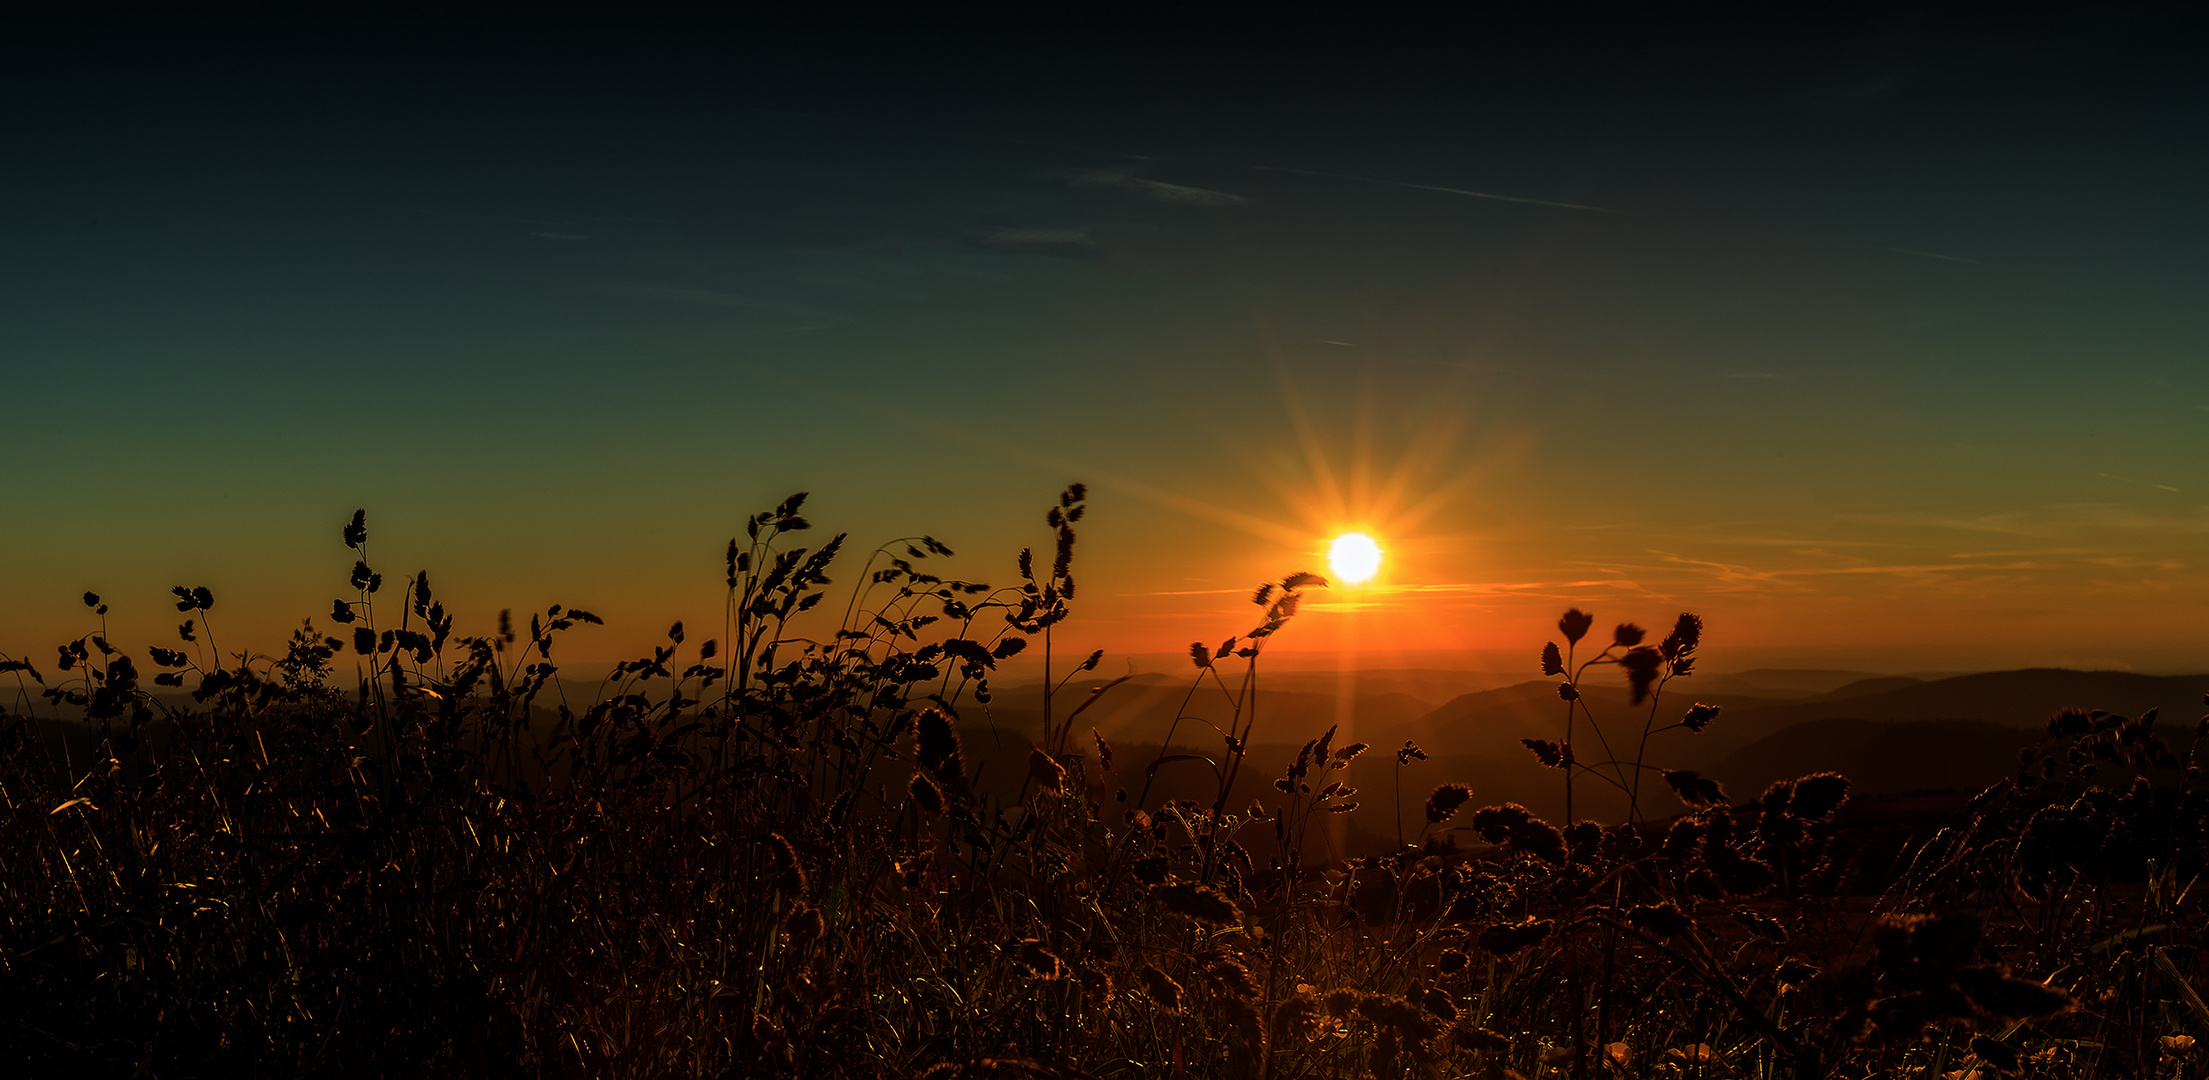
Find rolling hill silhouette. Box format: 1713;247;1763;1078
36;666;2204;854
1690;669;1889;697
973;672;1437;753
1705;718;2027;805
946;667;2204;842
1376;667;2209;823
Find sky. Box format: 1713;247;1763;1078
4;5;2208;677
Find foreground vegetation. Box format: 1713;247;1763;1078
3;488;2206;1078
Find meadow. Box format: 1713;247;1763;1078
2;487;2204;1079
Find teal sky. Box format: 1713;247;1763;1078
5;7;2207;674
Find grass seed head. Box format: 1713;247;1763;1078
1706;842;1775;895
1955;964;2074;1020
1453;1026;1512;1054
1418;985;1457;1021
1972;1035;2021;1072
1197;949;1260;999
1626;903;1692;937
1074;961;1114;1005
783;902;824;955
915;708;969;801
1425;783;1472;825
1011;939;1064;980
1154;882;1241;926
1273;992;1323;1042
1732;908;1787;943
1776;958;1822;988
1682;702;1722;732
1478;918;1555;956
1355;994;1442;1042
1026;747;1065;793
1218;995;1265;1051
909;772;944;815
1788;772;1851;820
1557;608;1593;645
766;832;806;899
1135;964;1182;1013
1663;769;1728;809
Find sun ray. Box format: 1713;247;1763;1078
834;389;1313;545
1262;325;1348;523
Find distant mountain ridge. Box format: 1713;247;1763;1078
1819;676;1924;699
1403;667;2209;751
47;665;2209;835
972;672;1435;756
1692;669;1888;697
1382;667;2209;823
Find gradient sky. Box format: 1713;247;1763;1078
5;6;2208;676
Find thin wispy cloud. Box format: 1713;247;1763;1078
400;206;673;228
795;272;927;301
745;104;1154;165
1386;580;1641;596
1835;511;2055;540
1947;547;2110;559
730;104;2006;291
1835;503;2209;539
972;226;1095;249
1153;576;1677;614
1641;550;2052;595
1608;533;2209;601
2084;556;2188;570
1646;533;1903;549
1062;168;1249;206
1857;243;1985;265
1251;164;1617;213
609;283;843;322
2100;472;2181;493
1387;356;1592;380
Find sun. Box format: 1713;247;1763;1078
1328;533;1383;585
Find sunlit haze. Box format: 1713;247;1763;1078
1328;534;1383;586
5;8;2207;676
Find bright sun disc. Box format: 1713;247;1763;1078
1328;533;1382;585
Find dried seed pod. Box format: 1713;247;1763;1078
1027;747;1065;793
1154;882;1241;926
1478;918;1554;956
1272;992;1323;1042
1425;783;1472;825
1010;939;1063;980
1135;964;1183;1013
782;903;824;955
766;833;806;899
1626;903;1692;937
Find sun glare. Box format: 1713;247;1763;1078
1328;533;1383;585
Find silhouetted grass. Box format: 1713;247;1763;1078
2;488;2205;1078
